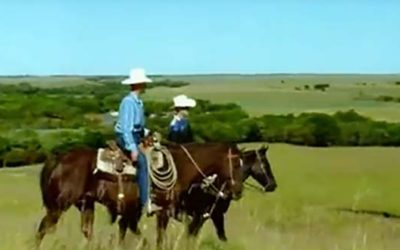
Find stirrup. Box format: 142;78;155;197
146;203;162;217
203;213;211;219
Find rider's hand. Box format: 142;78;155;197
131;151;138;162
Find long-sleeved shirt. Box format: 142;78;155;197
168;115;194;143
114;92;145;152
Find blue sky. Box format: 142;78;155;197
0;0;399;75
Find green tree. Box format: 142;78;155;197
301;113;340;146
82;130;106;148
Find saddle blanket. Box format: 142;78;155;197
94;148;136;176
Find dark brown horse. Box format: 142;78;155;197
36;147;142;246
150;142;244;249
36;141;243;249
181;145;277;241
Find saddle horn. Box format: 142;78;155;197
107;140;120;152
106;140;132;165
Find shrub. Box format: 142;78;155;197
241;120;263;142
334;110;369;123
258;114;294;142
314;84;330;91
377;95;395;102
302;113;341;146
81;130;107;148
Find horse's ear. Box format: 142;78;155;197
259;144;269;153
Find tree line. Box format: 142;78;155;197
1;81;400;167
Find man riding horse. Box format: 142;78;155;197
114;68;161;215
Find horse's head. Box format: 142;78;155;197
241;144;277;192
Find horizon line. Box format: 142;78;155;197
1;72;400;78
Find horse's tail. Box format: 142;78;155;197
39;155;58;209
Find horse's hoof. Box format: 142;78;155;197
33;236;42;250
218;235;227;242
173;212;184;222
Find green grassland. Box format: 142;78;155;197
144;74;400;121
3;74;400;121
1;74;399;249
0;76;100;88
0;144;399;250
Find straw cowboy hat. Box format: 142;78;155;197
173;94;196;108
121;68;152;85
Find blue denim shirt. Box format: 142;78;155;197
170;116;189;132
114;92;145;153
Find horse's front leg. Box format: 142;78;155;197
211;212;227;241
79;199;95;240
118;216;128;244
128;207;142;235
156;211;170;250
187;213;206;238
118;210;142;244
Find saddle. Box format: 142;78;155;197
94;140;136;178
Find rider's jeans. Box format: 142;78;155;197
115;132;149;207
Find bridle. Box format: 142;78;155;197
255;150;273;190
227;148;241;186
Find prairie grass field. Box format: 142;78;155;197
144;74;400;121
1;74;399;249
0;144;399;250
2;1;400;250
2;74;400;121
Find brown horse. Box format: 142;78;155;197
181;145;277;241
36;141;243;249
36;146;142;246
149;142;244;249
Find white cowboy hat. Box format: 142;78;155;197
173;94;196;108
109;111;119;117
121;68;152;85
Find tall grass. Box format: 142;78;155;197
0;144;399;249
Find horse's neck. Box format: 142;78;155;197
171;145;223;192
241;162;252;182
175;159;217;194
178;165;210;188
